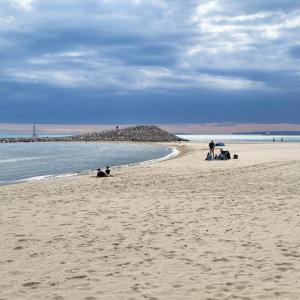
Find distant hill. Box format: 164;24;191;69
0;125;187;143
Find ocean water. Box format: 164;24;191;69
179;134;300;143
0;142;174;185
0;134;70;138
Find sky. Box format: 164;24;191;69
1;0;300;129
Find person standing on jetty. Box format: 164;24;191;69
209;140;215;157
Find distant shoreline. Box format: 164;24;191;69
233;131;300;136
0;125;186;143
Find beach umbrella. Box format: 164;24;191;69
215;142;225;147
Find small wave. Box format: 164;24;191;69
0;157;45;164
0;172;80;186
26;175;54;181
138;146;179;165
25;172;79;182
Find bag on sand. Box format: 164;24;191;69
233;154;238;159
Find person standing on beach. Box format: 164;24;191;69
209;140;215;157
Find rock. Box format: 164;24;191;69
0;125;188;143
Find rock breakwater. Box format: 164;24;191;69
0;125;187;143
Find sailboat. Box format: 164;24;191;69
32;123;38;138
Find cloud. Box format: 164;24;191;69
0;0;300;124
289;45;300;59
11;0;32;10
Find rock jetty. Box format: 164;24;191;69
0;125;187;143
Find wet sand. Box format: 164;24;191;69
1;142;300;299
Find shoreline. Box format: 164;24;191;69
3;139;300;187
0;143;181;187
2;140;300;187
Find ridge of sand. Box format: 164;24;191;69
1;142;300;299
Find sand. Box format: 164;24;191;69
1;142;300;300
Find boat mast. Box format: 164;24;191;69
32;123;37;137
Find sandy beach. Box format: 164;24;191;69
1;142;300;300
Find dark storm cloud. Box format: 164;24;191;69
0;0;300;124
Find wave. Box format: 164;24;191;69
1;172;79;186
0;157;46;164
26;173;78;182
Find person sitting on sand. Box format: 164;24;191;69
97;168;107;177
219;149;226;160
225;150;231;160
105;166;111;176
205;152;213;161
219;150;231;160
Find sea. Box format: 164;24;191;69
0;134;70;138
0;141;175;185
178;134;300;143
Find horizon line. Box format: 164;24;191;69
1;122;300;135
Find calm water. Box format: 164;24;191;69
0;134;70;138
0;142;173;185
179;134;300;143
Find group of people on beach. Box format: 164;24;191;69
96;140;236;176
273;137;284;142
97;166;111;177
206;149;231;161
206;140;237;161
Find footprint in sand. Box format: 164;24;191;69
212;257;230;263
67;275;88;280
30;253;39;258
14;246;23;250
23;281;40;288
